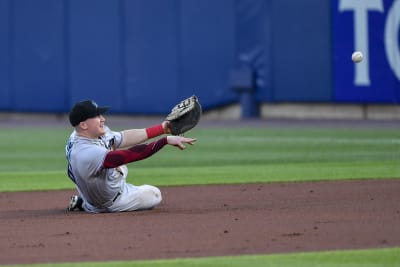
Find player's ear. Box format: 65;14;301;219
79;121;88;130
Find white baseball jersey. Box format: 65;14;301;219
66;125;161;213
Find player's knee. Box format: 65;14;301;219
151;186;162;206
140;185;162;208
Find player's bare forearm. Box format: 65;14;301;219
119;129;148;148
119;122;170;149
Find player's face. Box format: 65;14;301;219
85;115;106;137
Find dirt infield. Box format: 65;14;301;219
0;179;399;265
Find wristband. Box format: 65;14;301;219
145;124;164;138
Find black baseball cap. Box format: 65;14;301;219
69;100;110;126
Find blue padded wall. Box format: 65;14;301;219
13;0;66;112
271;0;333;102
0;0;11;109
1;0;397;114
180;0;236;108
68;0;122;111
234;0;273;101
123;0;180;114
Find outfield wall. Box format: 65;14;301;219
0;0;399;115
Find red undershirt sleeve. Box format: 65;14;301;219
103;137;168;168
145;124;164;139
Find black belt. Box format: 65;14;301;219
112;192;121;202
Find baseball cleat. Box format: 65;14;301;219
67;195;84;211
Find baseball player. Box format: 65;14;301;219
66;100;196;213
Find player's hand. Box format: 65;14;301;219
167;136;196;150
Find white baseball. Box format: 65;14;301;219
352;51;363;63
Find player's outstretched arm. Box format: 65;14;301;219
119;121;171;148
103;135;196;168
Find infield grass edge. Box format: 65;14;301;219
2;247;399;267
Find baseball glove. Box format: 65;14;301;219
166;95;202;135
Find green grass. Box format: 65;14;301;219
0;126;399;267
2;247;400;267
0;127;399;191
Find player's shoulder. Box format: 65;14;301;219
72;140;107;163
70;135;104;151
